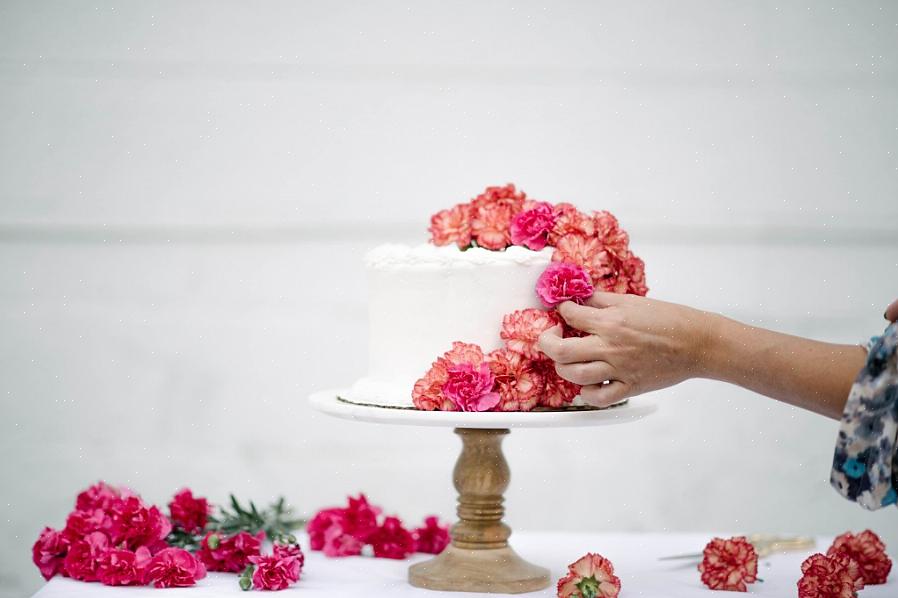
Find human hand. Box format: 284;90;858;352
886;298;898;323
537;293;717;407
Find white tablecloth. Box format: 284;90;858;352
32;531;897;597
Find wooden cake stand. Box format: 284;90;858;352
309;390;656;594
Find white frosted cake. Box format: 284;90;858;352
343;243;552;408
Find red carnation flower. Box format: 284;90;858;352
75;482;126;512
97;547;151;586
248;552;302;590
197;530;264;573
556;553;621;598
307;508;346;551
62;508;112;543
109;496;172;551
370;516;416;559
168;488;210;534
798;552;864;598
412;516;451;555
413;342;487;411
828;530;892;585
548;203;596;245
273;541;305;569
698;536;758;592
142;547;206;588
345;493;382;543
32;527;69;581
63;531;109;582
552;235;616;285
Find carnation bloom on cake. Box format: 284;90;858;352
443;362;501;412
798;552;865;597
556;553;621;598
548;203;596;245
412;516;450;555
511;201;556;250
533;360;581;408
827;530;892;585
470;183;527;249
489;348;545;412
697;536;759;592
429;203;472;249
501;308;561;360
552;235;615;284
536;262;595;308
413;342;498;412
142;548;207;589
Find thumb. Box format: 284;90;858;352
586;291;626;309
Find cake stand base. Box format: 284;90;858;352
409;545;549;594
408;428;550;594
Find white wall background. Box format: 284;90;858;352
2;1;897;596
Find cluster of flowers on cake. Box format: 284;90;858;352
797;529;892;597
428;184;647;296
556;552;621;598
412;311;581;412
307;494;449;559
32;482;304;591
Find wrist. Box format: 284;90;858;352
690;310;731;380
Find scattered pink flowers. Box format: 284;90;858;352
697;536;758;592
556;552;621;598
32;482;304;592
308;494;449;560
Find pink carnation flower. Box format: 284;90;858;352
322;518;364;557
197;530;264;573
75;482;125;512
533;359;581;408
557;553;621;598
412;342;488;411
63;531;109;582
32;527;69;581
552;234;615;284
369;516;416;560
548;203;595;245
470;184;527;250
168;488;210;534
592;211;630;258
510;201;556;250
62;508;112;543
307;508;346;551
429;203;472;249
500;308;561;360
273;542;305;570
248;552;302;590
412;516;451;555
142;547;207;588
488;348;544;412
97;547;151;586
620;253;648;296
442;362;500;412
345;493;381;543
698;536;759;592
536;262;595;308
110;496;172;551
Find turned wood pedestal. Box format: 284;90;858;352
408;428;551;594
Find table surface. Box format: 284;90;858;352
32;531;898;597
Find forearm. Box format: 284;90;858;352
699;314;867;419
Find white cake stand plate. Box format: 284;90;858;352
309;389;657;594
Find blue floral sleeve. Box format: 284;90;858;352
830;322;898;510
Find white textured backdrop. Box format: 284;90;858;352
1;1;897;596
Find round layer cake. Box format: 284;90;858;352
344;243;552;408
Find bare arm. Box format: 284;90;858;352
538;292;871;419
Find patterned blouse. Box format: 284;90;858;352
831;321;898;510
